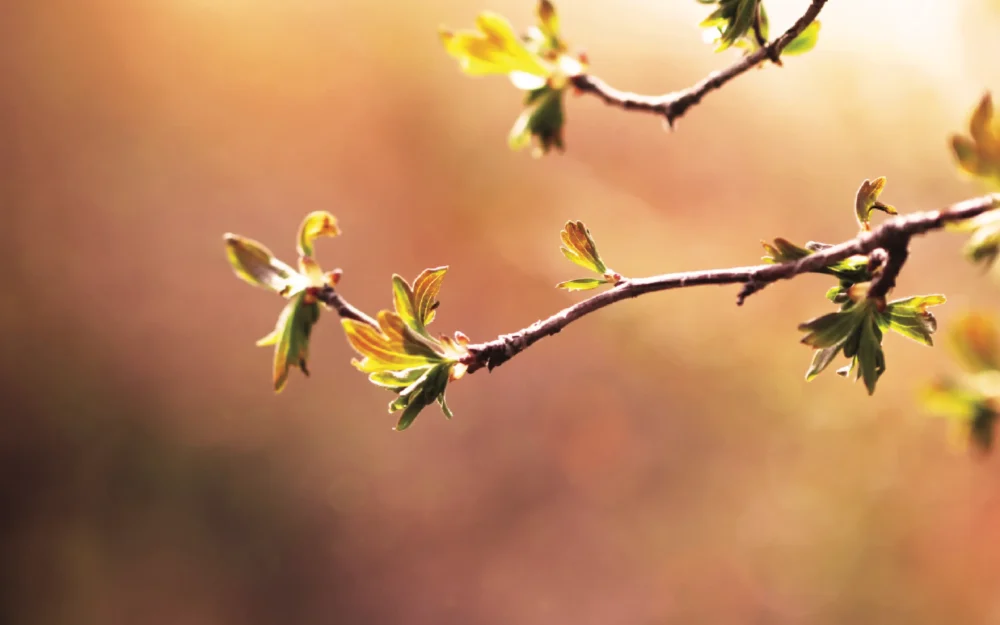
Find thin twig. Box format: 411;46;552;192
570;0;827;128
317;194;998;372
752;2;782;66
316;287;378;327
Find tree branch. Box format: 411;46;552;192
316;193;998;374
570;0;827;128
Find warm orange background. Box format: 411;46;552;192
3;1;1000;623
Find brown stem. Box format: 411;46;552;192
314;191;997;376
752;2;783;66
570;0;827;128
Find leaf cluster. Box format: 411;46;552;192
921;312;1000;452
224;212;341;391
761;177;943;395
799;293;944;395
342;268;470;430
555;220;622;291
440;1;585;156
697;0;820;57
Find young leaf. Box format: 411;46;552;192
781;21;821;56
224;234;302;296
949;311;1000;373
881;294;945;347
855;314;885;395
391;267;449;339
537;0;560;44
798;304;866;348
950;92;1000;185
389;362;453;431
854;176;897;232
439;12;552;88
509;87;566;156
700;0;760;51
297;211;340;258
255;291;321;392
921;380;998;453
805;344;843;380
799;300;891;394
342;311;444;375
560;220;608;275
949;209;1000;267
555;278;607;291
761;238;870;282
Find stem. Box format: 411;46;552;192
315;193;999;373
570;0;827;127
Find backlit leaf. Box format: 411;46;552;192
224;234;302;295
258;292;321;393
854;176;897;231
559;220;608;275
296;211;340;258
556;278;607;291
782;21;820;56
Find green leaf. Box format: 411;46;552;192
368;366;436;390
390;363;452;431
760;238;871;282
702;0;759;50
882;294;945;347
224;234;303;296
413;267;448;328
799;300;891;394
781;21;820;56
256;291;321;392
805;344;843;380
391;267;449;339
798;305;866;348
509;87;565;156
856;313;885;395
555;278;607;291
438;391;454;419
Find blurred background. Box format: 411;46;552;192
2;0;1000;623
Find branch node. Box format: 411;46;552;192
867;232;910;301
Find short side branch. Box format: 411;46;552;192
570;0;828;127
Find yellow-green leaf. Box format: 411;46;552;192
413;267;448;328
854;176;897;231
559;220;607;275
556;278;607;291
782;21;820;56
439;12;551;86
259;292;321;393
950;92;1000;185
342;311;443;374
224;233;302;295
537;0;559;41
297;211;340;258
391;267;449;338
